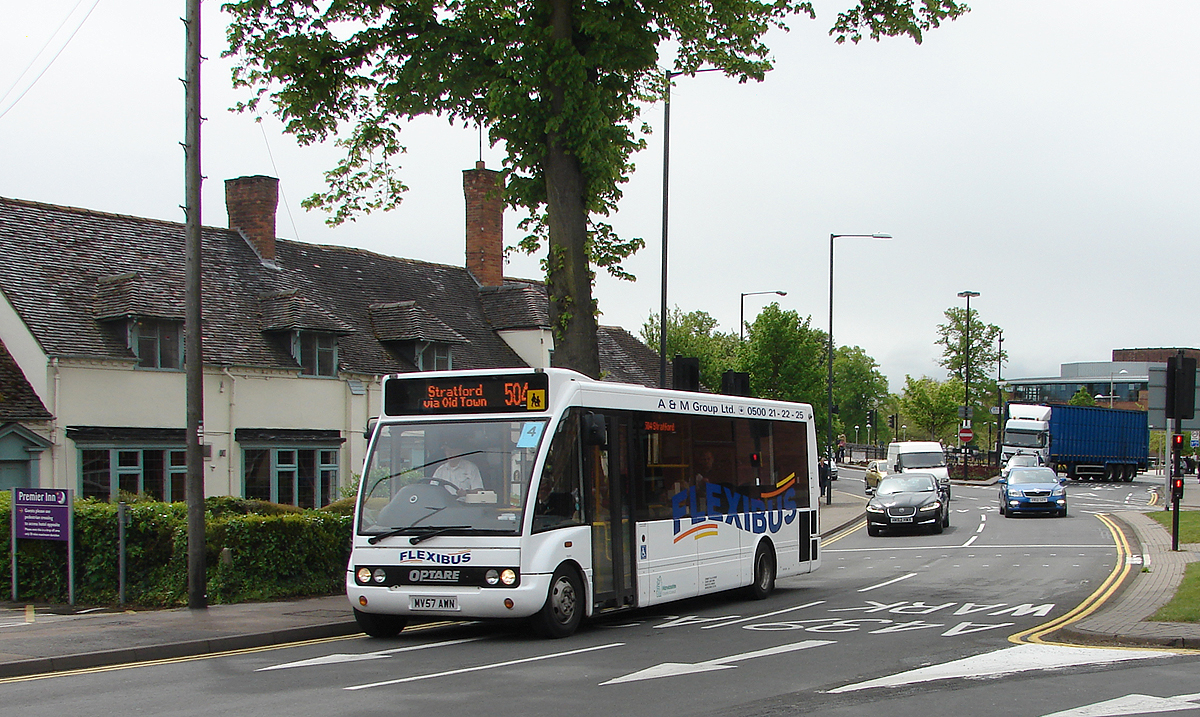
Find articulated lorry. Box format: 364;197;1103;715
1001;403;1149;482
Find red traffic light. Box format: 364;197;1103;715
1173;434;1185;446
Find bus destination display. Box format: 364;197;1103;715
385;373;550;415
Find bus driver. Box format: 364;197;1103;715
433;442;484;497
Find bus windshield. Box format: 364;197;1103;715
358;419;548;536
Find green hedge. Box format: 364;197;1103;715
0;492;351;607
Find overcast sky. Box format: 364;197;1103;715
3;1;1197;392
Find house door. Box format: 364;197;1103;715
0;460;29;490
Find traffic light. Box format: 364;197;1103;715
1172;475;1185;501
1172;434;1185;477
887;414;896;430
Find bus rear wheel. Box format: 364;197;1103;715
354;608;407;638
531;565;583;639
748;543;776;600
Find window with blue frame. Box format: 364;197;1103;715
80;447;188;501
243;447;340;508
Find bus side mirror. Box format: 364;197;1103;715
364;417;378;440
582;413;608;447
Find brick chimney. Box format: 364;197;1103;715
463;161;504;287
225;175;279;261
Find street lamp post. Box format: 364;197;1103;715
740;290;787;341
958;290;980;481
1108;369;1128;408
827;232;891;464
996;331;1004;469
902;424;908;441
854;425;860;443
659;68;721;387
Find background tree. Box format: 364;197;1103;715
899;375;961;442
224;1;967;376
741;304;827;434
640;307;738;390
936;305;1004;415
1069;387;1098;406
833;345;890;443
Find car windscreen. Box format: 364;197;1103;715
1004;430;1044;448
1008;469;1058;485
900;452;945;469
876;476;935;494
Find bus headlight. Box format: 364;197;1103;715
501;569;517;586
485;569;500;585
374;568;387;583
356;567;372;584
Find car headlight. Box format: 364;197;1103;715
866;504;884;513
1052;486;1065;496
918;501;941;512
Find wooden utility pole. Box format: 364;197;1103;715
183;0;206;610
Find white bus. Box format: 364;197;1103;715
348;368;821;638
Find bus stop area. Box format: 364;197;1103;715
0;484;1196;679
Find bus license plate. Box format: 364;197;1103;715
891;516;913;523
1030;497;1048;503
410;596;459;611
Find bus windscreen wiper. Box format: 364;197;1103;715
368;524;471;545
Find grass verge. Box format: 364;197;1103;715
1148;509;1200;622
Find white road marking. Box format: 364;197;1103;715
827;644;1175;693
699;600;825;630
1038;692;1200;717
858;573;917;592
259;636;487;671
345;642;624;690
962;536;979;547
600;639;834;685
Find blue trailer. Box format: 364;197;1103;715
1002;403;1149;482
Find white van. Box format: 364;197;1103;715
886;441;951;498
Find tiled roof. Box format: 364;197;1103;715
0;339;51;421
478;283;550;330
368;301;466;344
0;194;663;385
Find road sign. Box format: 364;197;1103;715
958;427;974;442
1192;430;1198;448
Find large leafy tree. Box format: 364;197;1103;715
742;303;827;429
640;307;738;390
936;305;1003;411
899;375;960;442
224;0;967;375
833;344;890;440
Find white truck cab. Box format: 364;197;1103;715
886;441;951;496
1001;404;1051;466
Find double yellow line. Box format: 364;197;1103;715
1008;512;1189;652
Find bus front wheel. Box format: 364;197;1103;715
531;565;583;638
354;608;407;638
748;543;776;600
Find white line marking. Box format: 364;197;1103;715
345;642;624;690
700;600;825;629
259;636;486;671
828;644;1175;693
962;536;978;547
1040;692;1200;717
858;573;917;592
601;640;834;685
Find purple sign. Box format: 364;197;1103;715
14;489;72;541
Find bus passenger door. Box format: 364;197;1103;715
583;413;636;611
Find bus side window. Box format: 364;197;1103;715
533;411;582;532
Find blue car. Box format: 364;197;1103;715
999;467;1067;517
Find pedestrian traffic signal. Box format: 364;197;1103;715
1172;475;1185;501
1172;434;1185;476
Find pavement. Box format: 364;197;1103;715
0;474;1196;679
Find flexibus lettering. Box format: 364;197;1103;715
671;477;798;538
396;549;472;565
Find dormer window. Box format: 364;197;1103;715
414;342;452;371
128;318;184;370
294;331;338;377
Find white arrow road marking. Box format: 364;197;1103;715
345;642;624;690
1039;691;1200;717
600;639;834;685
827;644;1176;693
259;636;486;671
